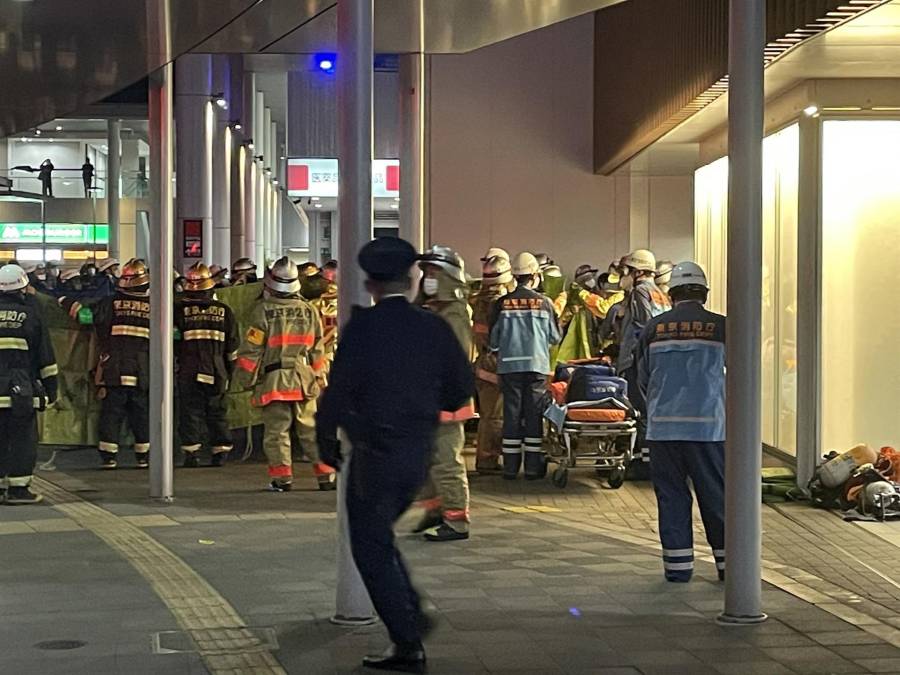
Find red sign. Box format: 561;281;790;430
386;164;400;191
183;219;203;258
288;164;309;192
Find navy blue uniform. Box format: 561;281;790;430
317;296;473;649
636;300;726;582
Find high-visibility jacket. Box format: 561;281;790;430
60;291;150;390
471;288;505;385
0;292;58;410
175;294;240;394
309;289;338;376
578;289;624;320
420;296;476;423
232;295;325;407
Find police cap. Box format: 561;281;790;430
358;237;419;282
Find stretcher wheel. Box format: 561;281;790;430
607;466;625;489
552;466;568;489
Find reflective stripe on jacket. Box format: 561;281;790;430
489;285;561;375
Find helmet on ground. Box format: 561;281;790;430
119;259;150;289
669;261;709;291
266;257;301;295
481;255;513;287
232;257;257;274
861;481;897;516
622;249;657;273
185;262;215;292
574;264;598;286
98;258;120;274
419;245;466;284
481;247;510;262
534;253;553;271
511;252;540;277
0;264;28;292
656;260;675;287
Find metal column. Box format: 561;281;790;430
399;52;425;251
148;64;175;501
212;55;232;268
719;0;767;625
107;119;121;260
332;0;376;626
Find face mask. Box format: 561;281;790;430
423;278;439;297
620;275;634;292
36;273;46;282
584;278;597;290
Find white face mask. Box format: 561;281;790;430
584;278;597;290
423;278;439;297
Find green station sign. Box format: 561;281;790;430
0;223;109;245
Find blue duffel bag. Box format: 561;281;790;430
554;361;615;383
566;368;629;404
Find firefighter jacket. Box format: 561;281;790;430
233;295;326;407
420;292;475;423
617;279;671;373
489;285;561;376
636;301;726;442
309;287;338;376
175;293;240;394
578;289;624;320
0;292;58;411
60;291;150;390
471;287;506;384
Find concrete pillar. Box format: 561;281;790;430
255;91;266;267
333;0;376;625
242;71;257;262
148;64;175;501
107;119;122;260
229;55;246;265
399;53;425;251
121;139;140;197
175;53;214;268
212;55;232;267
270;120;278;259
719;0;767;625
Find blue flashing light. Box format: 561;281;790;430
316;54;336;73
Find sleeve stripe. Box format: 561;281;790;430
40;364;59;379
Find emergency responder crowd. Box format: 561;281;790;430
0;238;727;673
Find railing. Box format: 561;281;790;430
2;170;150;200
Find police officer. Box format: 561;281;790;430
0;265;57;504
176;263;240;468
233;257;328;491
636;262;725;582
316;237;473;673
414;245;474;542
60;259;151;468
230;257;258;286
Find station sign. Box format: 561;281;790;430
0;223;109;245
287;159;400;198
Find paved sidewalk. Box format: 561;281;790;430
4;448;900;674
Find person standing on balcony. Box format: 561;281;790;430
38;159;54;198
81;158;94;197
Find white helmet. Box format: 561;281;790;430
668;261;709;290
98;258;120;274
511;252;540;276
481;247;510;262
21;262;38;275
266;256;301;295
656;260;675;286
622;249;657;273
0;264;29;292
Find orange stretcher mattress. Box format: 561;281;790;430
549;381;568;405
565;408;627;423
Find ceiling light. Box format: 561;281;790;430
272;179;279;185
213;93;228;110
390;204;399;209
393;197;400;202
248;143;255;150
311;196;320;201
315;203;323;208
55;125;62;131
803;105;819;117
34;129;41;136
231;122;242;131
280;156;286;161
316;54;336;72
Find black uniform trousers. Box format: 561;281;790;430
623;363;651;475
346;443;429;649
499;372;547;477
99;386;150;453
0;409;37;483
178;381;232;452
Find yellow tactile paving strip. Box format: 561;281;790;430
33;477;288;675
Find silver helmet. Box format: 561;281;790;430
266;257;301;295
419;245;466;284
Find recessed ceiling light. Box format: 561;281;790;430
315;203;323;208
55;125;62;131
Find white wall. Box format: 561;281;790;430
427;14;693;274
8;141;88;198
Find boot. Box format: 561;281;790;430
99;451;118;470
210;452;228;467
6;486;44;505
524;453;547;481
423;522;469;542
268;480;292;492
317;473;337;491
183;453;200;469
412;511;442;534
135;453;149;469
362;644;426;674
503;453;522;480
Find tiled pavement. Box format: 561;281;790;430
6;448;900;674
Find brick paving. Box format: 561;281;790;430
5;449;900;673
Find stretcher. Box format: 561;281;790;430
543;397;637;489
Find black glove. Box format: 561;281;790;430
318;435;343;471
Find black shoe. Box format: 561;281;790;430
412;511;442;534
211;452;228;467
6;486;44;505
268;480;292;492
423;522;469;542
317;474;337;491
183;453;200;468
99;452;118;470
362;645;426;673
135;453;149;469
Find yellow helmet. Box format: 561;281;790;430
118;259;150;289
185;262;215;292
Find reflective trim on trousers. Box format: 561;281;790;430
134;443;150;453
99;441;119;453
195;373;215;385
212;445;233;454
443;508;470;522
181;444;202;453
663;561;694;571
40;363;59;378
714;548;726;571
502;440;523;455
7;475;32;487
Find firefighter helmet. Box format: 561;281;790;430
419;245;466;284
185;262;215;292
511;252;540;277
298;262;320;278
669;261;709;291
0;264;28;292
481;247;510;263
481;255;513;287
232;257;257;274
119;259;150;289
622;249;657;273
266;257;301;295
98;258;120;274
534;253;553;271
656;260;675;287
209;264;227;279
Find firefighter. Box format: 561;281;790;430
480;247;509;263
230;257;258;286
471;255;514;473
233;257;329;491
175;263;240;468
414;245;474;541
636;262;725;582
0;264;57;504
96;258;120;296
209;264;230;288
59;259;151;468
570;264;624;321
